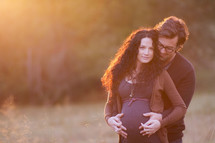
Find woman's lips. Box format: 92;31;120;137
141;56;150;59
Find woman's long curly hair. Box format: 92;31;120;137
101;28;163;99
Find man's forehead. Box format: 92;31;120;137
158;36;178;47
158;35;178;41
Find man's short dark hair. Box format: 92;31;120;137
155;16;189;46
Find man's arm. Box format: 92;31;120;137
140;70;190;136
162;69;195;118
142;69;196;129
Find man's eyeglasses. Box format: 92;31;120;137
158;42;176;53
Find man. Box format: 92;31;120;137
140;16;196;143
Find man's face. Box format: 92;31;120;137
158;36;178;63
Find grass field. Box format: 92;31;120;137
0;94;215;143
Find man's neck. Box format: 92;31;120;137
164;53;176;68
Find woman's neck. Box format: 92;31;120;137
127;61;142;81
135;61;142;73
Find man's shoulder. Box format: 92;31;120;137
171;52;195;72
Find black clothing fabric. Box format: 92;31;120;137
163;53;196;141
118;79;161;143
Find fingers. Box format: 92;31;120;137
114;126;127;138
139;122;157;137
110;116;128;132
112;117;122;125
140;121;152;131
113;114;124;127
139;123;148;136
114;113;127;138
140;128;154;136
139;125;143;130
142;121;151;127
114;117;122;123
139;122;144;130
120;125;127;131
143;112;153;117
111;119;121;127
119;129;128;138
143;124;153;129
142;131;153;137
141;128;154;132
116;113;124;118
143;120;161;131
140;128;149;136
140;128;149;134
140;130;148;136
143;120;154;126
115;124;127;132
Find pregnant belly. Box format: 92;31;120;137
121;100;151;137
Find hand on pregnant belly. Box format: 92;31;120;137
108;113;128;138
139;119;161;137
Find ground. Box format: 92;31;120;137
0;94;214;143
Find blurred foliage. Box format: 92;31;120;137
0;0;214;104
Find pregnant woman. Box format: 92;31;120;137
101;28;187;143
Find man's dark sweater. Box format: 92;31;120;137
163;52;196;142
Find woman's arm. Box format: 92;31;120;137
104;92;127;138
104;92;114;123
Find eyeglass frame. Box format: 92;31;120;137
157;42;177;53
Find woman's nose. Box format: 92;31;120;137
143;49;149;55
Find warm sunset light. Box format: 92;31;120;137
0;0;214;143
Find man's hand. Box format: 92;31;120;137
139;120;161;137
143;112;162;121
107;113;127;138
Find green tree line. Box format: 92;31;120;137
0;0;214;104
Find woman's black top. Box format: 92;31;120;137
118;79;161;143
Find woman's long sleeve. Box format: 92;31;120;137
104;91;118;123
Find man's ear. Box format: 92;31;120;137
176;45;183;52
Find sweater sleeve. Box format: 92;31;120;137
161;69;195;119
160;71;187;128
104;91;117;124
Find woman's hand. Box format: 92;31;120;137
107;113;127;138
139;119;161;137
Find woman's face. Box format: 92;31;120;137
137;37;154;64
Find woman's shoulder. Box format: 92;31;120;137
157;69;172;84
158;69;170;78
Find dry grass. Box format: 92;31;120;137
0;94;214;143
183;94;215;143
